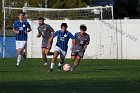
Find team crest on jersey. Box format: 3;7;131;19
80;41;84;44
19;27;23;30
60;37;65;41
64;34;67;37
23;24;26;27
42;32;44;35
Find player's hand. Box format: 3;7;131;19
36;34;41;38
25;30;30;33
16;31;20;34
24;30;28;33
46;44;51;49
36;35;39;38
84;45;87;49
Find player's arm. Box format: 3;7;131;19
12;28;19;34
25;22;32;33
36;27;42;38
71;35;76;47
12;22;19;34
69;32;75;50
46;30;58;49
72;39;75;45
46;29;55;49
84;44;88;49
36;34;41;38
36;32;41;38
84;35;90;49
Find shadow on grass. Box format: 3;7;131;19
0;79;140;93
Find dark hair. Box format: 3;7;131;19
61;23;68;28
38;17;45;20
80;24;87;31
18;12;25;16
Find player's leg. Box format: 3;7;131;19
48;46;60;72
71;55;81;71
41;40;51;66
22;45;27;60
44;48;49;55
57;53;65;71
44;48;54;55
16;41;26;67
57;48;67;71
48;51;59;72
42;48;48;66
16;48;23;67
71;50;78;61
43;41;54;56
71;45;79;61
70;48;78;70
71;56;76;61
71;51;84;71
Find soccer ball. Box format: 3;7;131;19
63;64;71;72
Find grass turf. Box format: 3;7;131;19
0;58;140;93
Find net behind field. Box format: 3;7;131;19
1;6;114;58
24;6;113;20
3;6;113;36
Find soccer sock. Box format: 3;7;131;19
72;64;78;69
43;56;47;63
58;62;63;66
50;63;55;69
17;55;22;65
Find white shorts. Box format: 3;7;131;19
54;46;67;58
16;41;26;50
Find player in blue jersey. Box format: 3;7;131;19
48;23;75;72
12;12;32;67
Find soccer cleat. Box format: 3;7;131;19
43;62;48;66
57;66;61;71
48;69;53;73
70;67;74;71
16;64;19;67
22;52;26;60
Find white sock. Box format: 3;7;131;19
17;55;22;65
50;63;55;69
58;62;62;66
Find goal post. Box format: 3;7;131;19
2;6;115;58
22;6;113;20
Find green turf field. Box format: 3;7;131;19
0;58;140;93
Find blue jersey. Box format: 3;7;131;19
13;20;31;41
53;30;74;52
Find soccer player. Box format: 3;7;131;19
48;23;75;72
13;12;32;67
36;17;54;66
71;24;90;71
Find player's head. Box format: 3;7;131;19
61;23;68;32
22;12;26;19
18;12;25;20
80;24;87;34
38;17;45;26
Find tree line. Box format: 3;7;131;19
0;0;89;35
